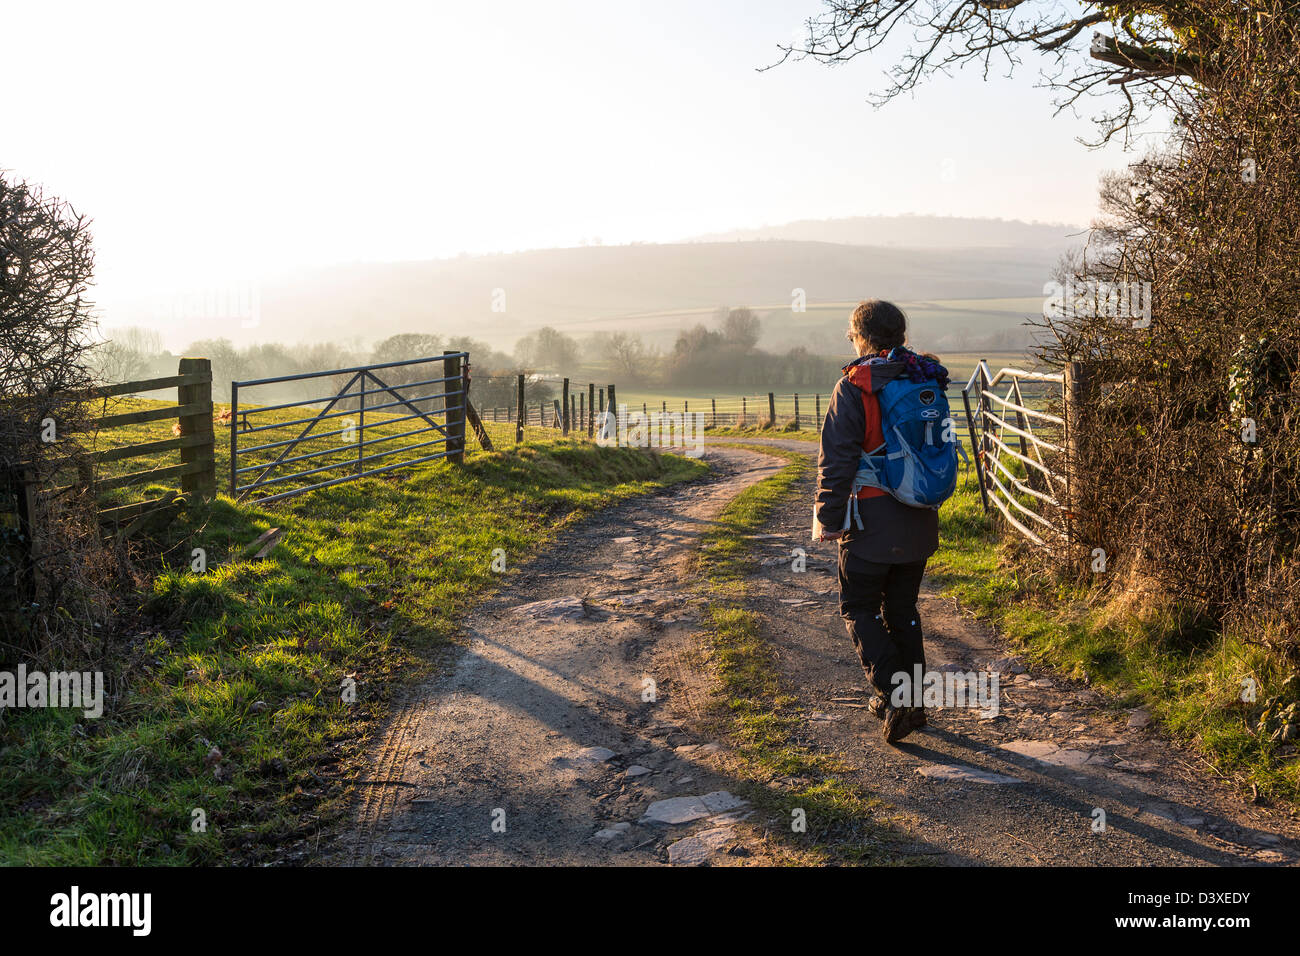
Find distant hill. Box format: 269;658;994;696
137;217;1084;354
686;214;1085;251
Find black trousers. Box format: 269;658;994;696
837;550;928;701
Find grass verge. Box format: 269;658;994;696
929;447;1300;805
703;424;818;442
0;440;706;865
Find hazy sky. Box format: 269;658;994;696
5;0;1157;321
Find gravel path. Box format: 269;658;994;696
324;437;1300;866
328;446;786;866
726;436;1300;866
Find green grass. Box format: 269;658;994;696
928;441;1300;805
689;444;901;863
1;427;706;865
703;424;819;442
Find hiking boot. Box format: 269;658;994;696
867;695;888;720
883;705;916;744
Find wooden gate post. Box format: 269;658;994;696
443;351;465;463
177;357;216;500
1063;360;1092;549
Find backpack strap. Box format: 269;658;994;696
843;363;889;514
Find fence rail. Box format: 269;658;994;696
79;357;217;527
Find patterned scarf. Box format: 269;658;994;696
867;347;950;390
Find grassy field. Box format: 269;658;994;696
568;297;1044;356
1;402;706;864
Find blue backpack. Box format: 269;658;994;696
845;369;964;527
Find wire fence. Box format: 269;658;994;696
594;384;1059;433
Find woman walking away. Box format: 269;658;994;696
816;300;953;744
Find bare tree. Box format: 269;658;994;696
514;326;579;371
1;172;107;649
772;1;1239;143
718;307;762;349
603;331;657;383
1027;1;1300;662
90;325;164;384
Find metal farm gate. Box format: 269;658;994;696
961;360;1073;551
229;352;475;505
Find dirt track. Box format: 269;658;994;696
736;438;1300;866
325;438;1300;866
329;446;784;865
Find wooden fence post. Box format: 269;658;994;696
443;351;465;464
177;357;216;500
815;393;821;427
461;359;492;452
793;393;800;430
562;378;570;435
607;385;617;440
516;375;525;443
2;466;40;622
711;398;716;428
587;383;595;437
767;392;776;427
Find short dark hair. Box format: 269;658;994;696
850;300;907;353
